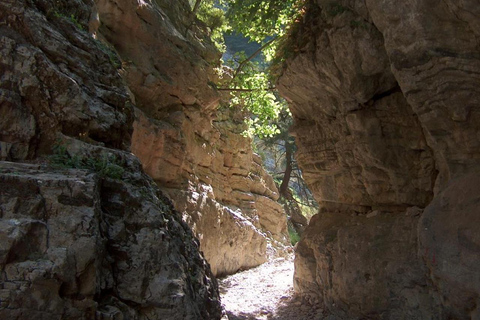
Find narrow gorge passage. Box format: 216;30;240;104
219;255;326;320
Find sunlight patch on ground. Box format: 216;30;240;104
219;256;327;320
220;257;294;319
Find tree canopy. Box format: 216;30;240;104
187;0;306;137
225;0;306;60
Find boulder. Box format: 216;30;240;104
295;210;439;319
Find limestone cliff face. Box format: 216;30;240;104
0;0;222;318
94;0;288;276
278;0;480;318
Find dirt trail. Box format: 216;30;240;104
219;256;327;320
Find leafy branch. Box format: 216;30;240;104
231;37;278;81
216;87;276;92
190;0;306;137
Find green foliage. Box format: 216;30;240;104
50;143;83;169
223;51;282;137
288;222;301;246
189;0;229;51
225;0;307;66
213;1;306;138
83;156;125;179
193;1;307;137
49;142;125;179
95;40;122;69
196;1;226;31
53;11;85;31
225;0;306;43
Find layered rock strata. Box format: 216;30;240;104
0;0;222;318
132;105;288;276
278;0;480;318
95;0;288;276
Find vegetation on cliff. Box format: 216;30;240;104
189;0;306;138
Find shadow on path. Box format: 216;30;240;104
224;293;326;320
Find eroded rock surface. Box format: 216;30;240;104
0;159;222;319
0;0;222;318
295;209;437;319
0;0;132;160
278;0;480;318
419;173;480;319
95;0;288;276
131;102;288;277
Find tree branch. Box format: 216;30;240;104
216;87;277;92
185;0;202;36
231;37;278;80
289;196;317;208
192;0;202;14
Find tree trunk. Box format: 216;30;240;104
278;139;309;235
185;0;202;35
279;140;293;199
192;0;202;16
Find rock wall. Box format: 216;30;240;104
94;0;288;276
278;0;480;318
0;0;222;318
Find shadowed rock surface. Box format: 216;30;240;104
0;158;222;319
0;0;223;318
278;0;480;318
0;0;133;159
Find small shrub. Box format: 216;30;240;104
53;11;85;31
84;155;125;179
288;223;301;246
95;40;122;69
49;142;125;179
67;14;84;30
50;143;82;169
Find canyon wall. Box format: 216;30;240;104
1;0;288;317
278;0;480;319
94;0;288;276
0;0;228;318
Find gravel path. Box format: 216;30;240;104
219;256;327;320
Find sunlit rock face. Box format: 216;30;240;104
278;0;480;318
0;0;222;318
132;106;288;276
95;0;289;276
